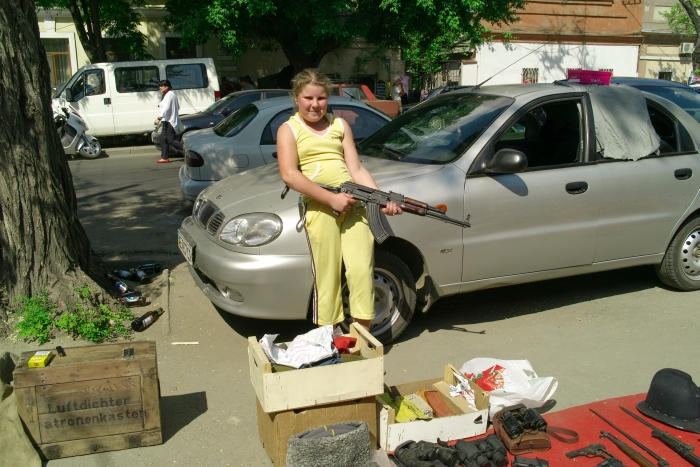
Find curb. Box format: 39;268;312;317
161;268;170;335
103;145;160;156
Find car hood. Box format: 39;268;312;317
200;158;446;216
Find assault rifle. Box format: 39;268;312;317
318;182;471;244
621;406;700;467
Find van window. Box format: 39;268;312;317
115;66;160;93
166;64;208;90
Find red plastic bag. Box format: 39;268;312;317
465;364;506;392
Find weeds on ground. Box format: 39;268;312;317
11;286;135;344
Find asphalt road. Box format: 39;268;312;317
6;147;700;466
68;145;190;269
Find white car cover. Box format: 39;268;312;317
560;83;661;161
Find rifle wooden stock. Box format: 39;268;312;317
600;431;655;467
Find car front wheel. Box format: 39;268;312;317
656;214;700;290
341;250;417;344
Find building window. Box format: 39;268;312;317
522;68;539;84
166;37;197;59
103;38;134;62
42;38;71;89
658;69;674;81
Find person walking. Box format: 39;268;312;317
277;69;402;332
154;79;183;163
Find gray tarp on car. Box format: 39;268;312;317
561;83;660;161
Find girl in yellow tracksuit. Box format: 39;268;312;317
277;69;402;330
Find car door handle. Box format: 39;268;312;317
272;152;278;159
565;181;588;194
104;98;111;105
675;168;692;180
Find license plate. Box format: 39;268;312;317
178;230;195;265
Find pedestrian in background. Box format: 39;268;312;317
154;79;183;164
220;77;235;97
276;69;402;332
239;75;257;90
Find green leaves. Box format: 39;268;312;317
164;0;523;75
10;287;135;344
662;0;700;36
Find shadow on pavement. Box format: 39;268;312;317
209;266;659;351
396;265;659;346
160;391;208;443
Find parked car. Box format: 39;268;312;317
52;58;219;137
179;96;391;201
177;83;700;343
332;83;400;117
403;85;473;113
152;89;291;151
610;77;700;123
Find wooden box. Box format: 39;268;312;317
12;341;162;459
248;323;384;413
257;396;377;467
376;365;490;451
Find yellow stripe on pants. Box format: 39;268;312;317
304;198;375;326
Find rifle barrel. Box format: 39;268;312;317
589;409;669;467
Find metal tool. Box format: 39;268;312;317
589;408;669;467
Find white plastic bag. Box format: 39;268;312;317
460;358;557;420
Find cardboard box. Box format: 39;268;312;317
248;323;384;413
257;396;377;467
376;365;490;451
12;341;162;459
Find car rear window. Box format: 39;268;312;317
635;85;700;122
359;94;513;164
213;103;258;137
166;64;208;90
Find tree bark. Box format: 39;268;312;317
679;0;700;71
273;26;343;75
0;0;109;313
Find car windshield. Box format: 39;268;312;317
55;67;85;98
213;103;258;137
635;85;700;122
201;94;236;114
358;93;513;164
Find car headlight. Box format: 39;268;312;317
219;213;282;247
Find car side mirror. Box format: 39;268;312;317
221;107;231;116
65;89;73;101
484;149;528;174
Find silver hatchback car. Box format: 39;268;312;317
178;84;700;343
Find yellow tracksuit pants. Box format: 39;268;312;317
303;198;375;326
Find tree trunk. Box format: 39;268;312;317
65;0;107;63
679;0;700;71
274;28;343;76
0;0;109;315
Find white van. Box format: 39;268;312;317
52;58;220;137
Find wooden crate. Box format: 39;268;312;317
376;365;490;451
257;396;377;467
12;341;162;459
248;323;384;413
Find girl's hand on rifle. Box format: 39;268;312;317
329;193;356;214
382;201;403;217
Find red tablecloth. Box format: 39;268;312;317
450;393;700;466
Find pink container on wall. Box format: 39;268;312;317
567;69;612;85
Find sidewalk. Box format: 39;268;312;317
46;262;278;466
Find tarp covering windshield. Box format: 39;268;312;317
559;83;660;160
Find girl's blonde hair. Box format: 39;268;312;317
291;69;333;98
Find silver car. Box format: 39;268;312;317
177;84;700;343
179;96;391;201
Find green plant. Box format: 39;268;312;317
11;287;135;344
13;291;55;344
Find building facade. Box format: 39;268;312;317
459;0;645;86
